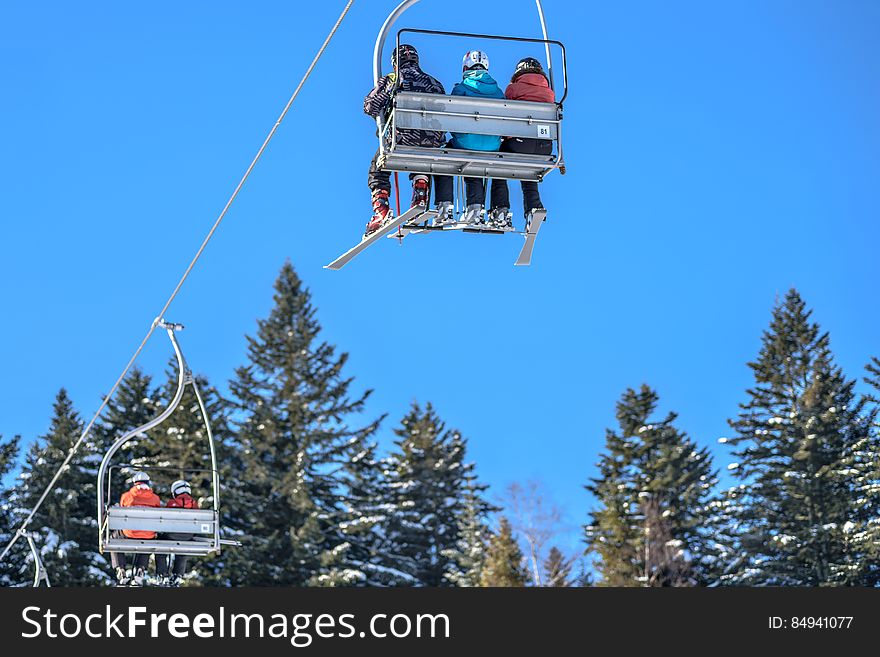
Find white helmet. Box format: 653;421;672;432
131;471;150;487
462;50;489;72
171;479;192;497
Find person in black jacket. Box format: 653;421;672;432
363;44;453;235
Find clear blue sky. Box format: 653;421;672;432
1;1;878;559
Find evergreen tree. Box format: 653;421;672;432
543;546;572;587
719;290;874;585
865;357;880;395
585;385;717;586
383;402;486;586
323;439;411;587
848;357;880;584
223;262;382;586
584;421;642;586
17;390;109;585
572;561;595;587
0;434;25;586
479;517;528;587
442;473;493;587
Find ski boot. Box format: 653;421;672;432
461;204;485;226
115;567;132;586
364;189;392;237
525;207;546;233
488;206;512;230
433;201;454;227
130;568;147;587
410;175;430;210
170;574;183;588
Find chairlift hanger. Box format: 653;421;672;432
20;531;51;587
96;320;239;558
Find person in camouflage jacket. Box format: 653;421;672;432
363;44;453;235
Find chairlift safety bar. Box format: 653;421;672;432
395;28;568;105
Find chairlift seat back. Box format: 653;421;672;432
383;92;562;180
106;506;217;535
393;92;560;141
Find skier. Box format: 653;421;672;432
488;57;556;229
448;50;505;225
110;471;161;586
363;44;454;235
155;479;199;587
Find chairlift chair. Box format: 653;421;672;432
96;320;238;559
377;28;567;183
373;0;567;182
325;0;566;269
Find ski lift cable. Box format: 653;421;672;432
0;0;355;566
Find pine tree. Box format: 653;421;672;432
0;434;25;586
847;357;880;584
865;357;880;394
442;473;493;587
719;290;874;585
584;422;642;586
543;546;572;587
585;385;717;586
222;261;382;586
383;402;487;586
323;439;411;587
17;390;109;585
479;517;528;586
572;561;595;587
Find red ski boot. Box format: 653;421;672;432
410;175;430;209
364;190;392;237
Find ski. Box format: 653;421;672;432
514;209;547;266
325;206;436;270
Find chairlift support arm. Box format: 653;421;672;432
24;532;50;587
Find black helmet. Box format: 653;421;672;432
392;44;419;69
512;57;545;82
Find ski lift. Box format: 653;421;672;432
326;0;565;269
96;320;238;559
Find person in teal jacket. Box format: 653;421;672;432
448;50;506;225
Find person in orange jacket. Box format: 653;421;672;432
488;57;557;229
110;471;161;585
155;479;199;586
